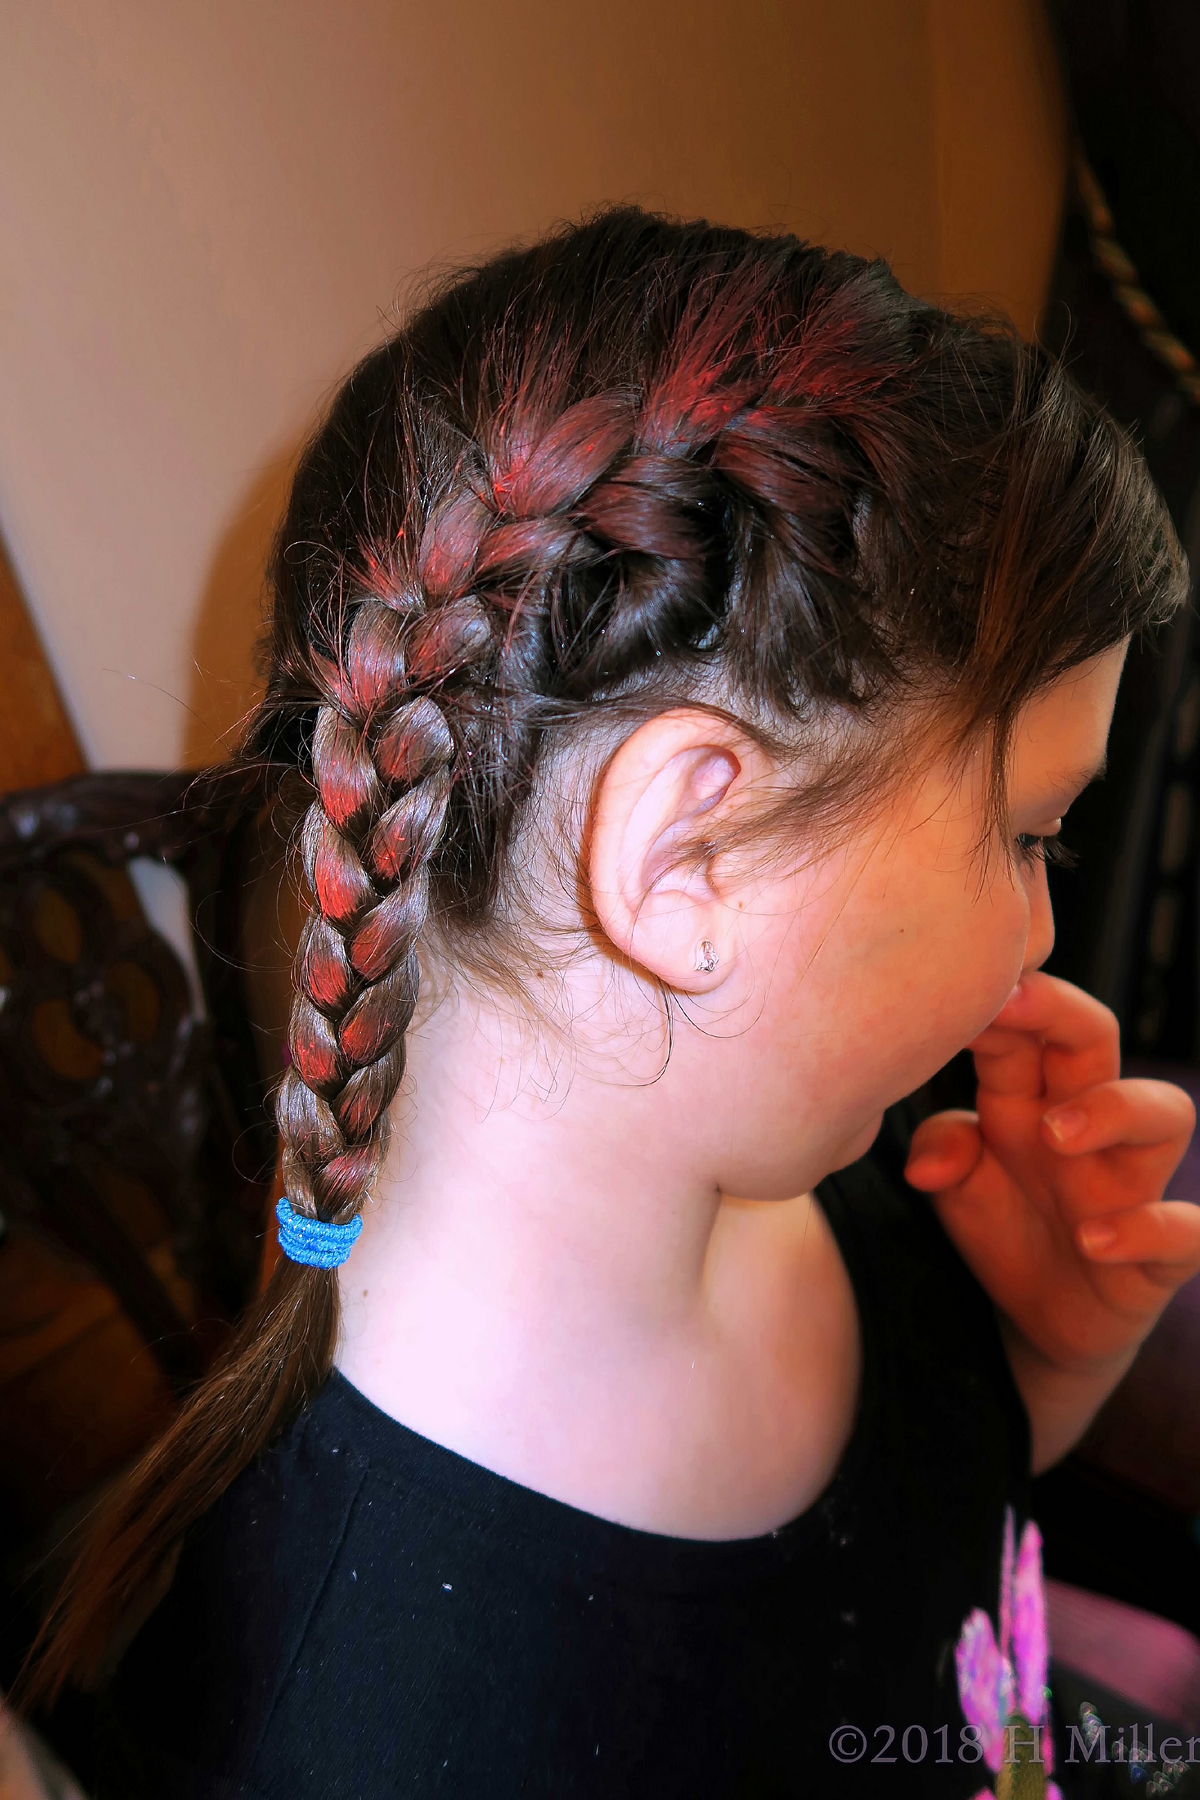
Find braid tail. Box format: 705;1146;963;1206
18;1257;335;1706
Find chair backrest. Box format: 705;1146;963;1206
0;766;290;1390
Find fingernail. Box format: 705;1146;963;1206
1044;1106;1087;1141
1079;1220;1117;1254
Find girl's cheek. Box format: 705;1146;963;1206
938;889;1027;1038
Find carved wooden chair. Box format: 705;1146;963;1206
0;765;298;1628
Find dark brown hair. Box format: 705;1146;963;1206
24;207;1185;1702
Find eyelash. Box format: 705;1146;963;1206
1016;832;1076;871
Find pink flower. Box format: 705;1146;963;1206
954;1507;1061;1798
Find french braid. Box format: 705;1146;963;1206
25;208;1184;1704
279;600;486;1228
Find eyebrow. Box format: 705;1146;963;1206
1060;753;1108;789
1032;754;1108;809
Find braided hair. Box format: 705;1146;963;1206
28;208;1185;1698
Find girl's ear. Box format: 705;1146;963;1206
587;709;768;991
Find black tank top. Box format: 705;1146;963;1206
96;1107;1035;1797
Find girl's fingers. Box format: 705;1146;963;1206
969;1026;1045;1100
905;1110;984;1191
1077;1199;1200;1278
969;972;1120;1102
1041;1078;1196;1160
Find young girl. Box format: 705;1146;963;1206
28;211;1200;1797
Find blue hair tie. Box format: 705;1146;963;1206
275;1196;363;1269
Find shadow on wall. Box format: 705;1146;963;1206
183;449;301;769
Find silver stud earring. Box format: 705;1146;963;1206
695;939;719;975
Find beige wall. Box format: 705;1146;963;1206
0;0;1064;771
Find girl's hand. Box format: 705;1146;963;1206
904;971;1200;1377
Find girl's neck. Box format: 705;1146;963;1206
335;979;861;1539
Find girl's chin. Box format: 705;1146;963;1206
829;1110;886;1173
726;1110;888;1202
